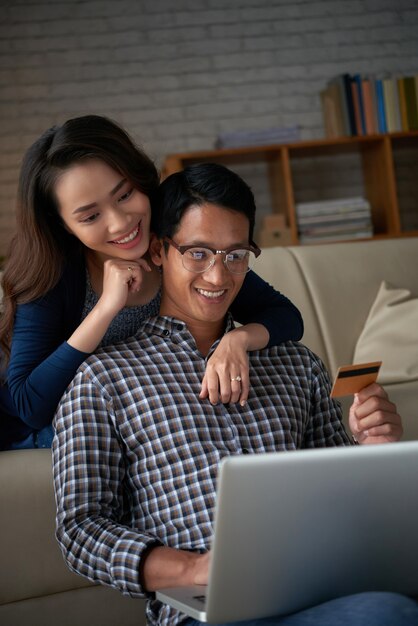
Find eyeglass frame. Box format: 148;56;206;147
163;237;261;274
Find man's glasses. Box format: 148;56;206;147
164;238;261;275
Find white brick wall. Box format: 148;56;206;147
0;0;417;254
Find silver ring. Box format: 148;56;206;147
231;376;242;382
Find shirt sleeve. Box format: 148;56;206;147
52;369;159;597
6;290;89;429
303;352;353;448
230;269;304;346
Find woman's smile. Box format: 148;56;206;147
109;222;142;248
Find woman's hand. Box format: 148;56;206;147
67;257;151;354
200;324;269;406
99;258;152;316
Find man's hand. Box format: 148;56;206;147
192;551;211;586
141;546;210;592
348;382;403;444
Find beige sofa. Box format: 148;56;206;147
257;236;418;439
0;448;145;626
1;236;417;625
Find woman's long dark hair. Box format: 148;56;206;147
0;115;160;362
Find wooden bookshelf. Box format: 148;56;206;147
161;131;418;245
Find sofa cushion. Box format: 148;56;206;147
0;449;93;604
353;281;418;384
280;238;418;379
0;449;147;625
256;247;328;366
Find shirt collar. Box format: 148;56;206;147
140;312;236;353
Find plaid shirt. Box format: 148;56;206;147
53;314;350;626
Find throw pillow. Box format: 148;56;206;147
353;280;418;384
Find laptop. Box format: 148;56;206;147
156;441;418;623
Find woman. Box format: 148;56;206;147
0;115;303;451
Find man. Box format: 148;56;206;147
53;163;414;626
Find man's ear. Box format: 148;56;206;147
149;234;164;267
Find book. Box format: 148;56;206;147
351;79;364;136
370;78;380;132
321;77;352;138
298;211;372;227
383;77;402;133
330;75;352;136
403;76;418;131
215;126;300;149
353;74;367;134
295;196;371;216
296;196;373;243
299;221;372;237
321;71;418;138
328;80;348;136
299;229;373;244
341;73;357;136
375;78;387;133
397;77;409;131
320;89;341;138
362;78;378;134
415;75;418;127
391;76;402;132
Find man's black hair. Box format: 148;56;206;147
151;162;256;240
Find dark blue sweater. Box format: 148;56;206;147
0;252;303;449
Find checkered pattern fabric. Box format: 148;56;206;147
53;314;350;626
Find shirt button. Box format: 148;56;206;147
163;330;170;337
242;448;250;454
176;324;183;331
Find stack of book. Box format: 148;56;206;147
320;73;418;138
215;125;300;149
296;197;373;244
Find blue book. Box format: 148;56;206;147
375;79;387;133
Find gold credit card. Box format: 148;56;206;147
330;361;382;398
